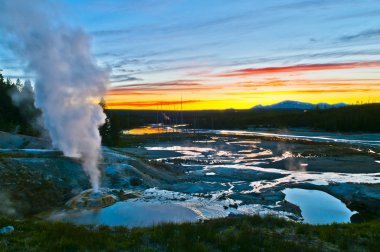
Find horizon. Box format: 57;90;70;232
1;0;380;110
104;100;380;111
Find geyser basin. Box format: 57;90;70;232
50;188;297;227
283;188;357;224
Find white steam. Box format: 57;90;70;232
0;0;109;191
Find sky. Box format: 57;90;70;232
1;0;380;110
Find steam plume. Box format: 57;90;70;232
0;0;109;191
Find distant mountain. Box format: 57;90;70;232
252;100;347;110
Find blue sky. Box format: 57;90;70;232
1;0;380;109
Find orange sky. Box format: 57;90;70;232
105;60;380;110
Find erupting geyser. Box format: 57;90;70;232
0;0;109;192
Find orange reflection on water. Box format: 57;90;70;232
126;127;179;135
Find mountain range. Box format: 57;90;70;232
252;100;347;110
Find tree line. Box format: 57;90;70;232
0;71;122;145
0;72;40;135
109;103;380;133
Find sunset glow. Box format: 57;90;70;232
1;1;380;110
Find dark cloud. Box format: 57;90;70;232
112;59;141;68
340;28;380;42
110;74;142;83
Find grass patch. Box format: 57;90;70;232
1;215;379;251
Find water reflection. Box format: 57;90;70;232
52;201;199;227
283;188;356;224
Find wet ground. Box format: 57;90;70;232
54;129;379;226
1;130;380;226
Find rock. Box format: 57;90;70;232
116;190;140;201
0;226;14;235
129;177;143;186
229;203;238;209
350;213;363;223
65;188;141;210
65;189;118;210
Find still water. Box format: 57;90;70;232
283;188;356;224
54;201;199;227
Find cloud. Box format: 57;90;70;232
238;78;380;87
106;91;164;96
340;28;380;42
91;10;254;39
111;59;141;69
92;28;133;37
85;1;178;15
227;88;377;96
105;99;201;108
236;79;288;88
112;80;201;88
214;61;380;77
271;0;337;10
328;10;380;21
209;49;380;71
108;80;213;94
293;88;376;93
107;80;210;96
110;74;142;83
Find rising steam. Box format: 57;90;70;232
0;0;109;191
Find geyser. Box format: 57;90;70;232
0;0;109;191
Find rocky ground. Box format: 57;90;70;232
0;130;380;225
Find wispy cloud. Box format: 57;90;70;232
214;61;380;77
110;74;142;83
235;79;288;88
223;49;380;68
105;99;200;108
106;91;164;96
111;80;203;89
340;28;380;42
107;80;219;96
227;88;378;96
293;88;376;93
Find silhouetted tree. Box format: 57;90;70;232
0;71;41;135
99;98;122;146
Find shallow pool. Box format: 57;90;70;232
52;201;199;227
283;188;356;224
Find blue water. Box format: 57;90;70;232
55;201;199;227
283;188;356;224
